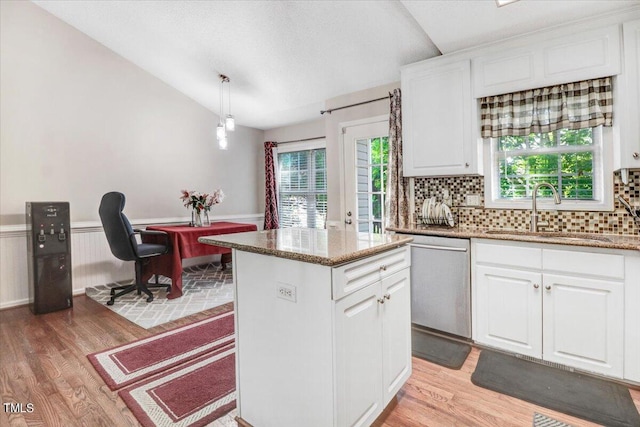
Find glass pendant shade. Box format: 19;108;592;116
218;135;228;150
225;115;235;132
216;123;226;139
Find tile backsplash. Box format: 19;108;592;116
411;170;640;236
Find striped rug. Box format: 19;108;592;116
88;309;236;427
533;412;573;427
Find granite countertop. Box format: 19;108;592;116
386;225;640;251
198;228;413;266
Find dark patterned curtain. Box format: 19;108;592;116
386;89;409;228
263;141;279;230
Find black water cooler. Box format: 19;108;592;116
26;202;73;314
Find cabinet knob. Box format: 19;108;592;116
633;152;639;159
377;298;385;304
384;293;391;300
545;285;551;291
465;162;470;167
380;265;387;271
533;284;539;289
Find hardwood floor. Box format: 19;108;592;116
1;295;638;426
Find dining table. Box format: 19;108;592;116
142;221;258;299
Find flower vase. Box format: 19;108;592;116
203;211;211;227
194;210;203;227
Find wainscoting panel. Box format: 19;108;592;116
0;233;29;306
0;215;264;309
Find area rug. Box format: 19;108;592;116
86;263;233;329
533;412;573;427
88;310;235;390
88;309;236;427
471;350;640;427
120;345;236;427
411;327;471;370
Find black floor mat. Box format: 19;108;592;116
471;350;640;427
411;328;471;370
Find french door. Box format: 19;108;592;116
343;120;389;234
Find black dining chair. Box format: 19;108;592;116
98;192;171;305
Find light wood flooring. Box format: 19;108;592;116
1;295;638;426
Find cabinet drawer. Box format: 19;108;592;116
474;241;542;269
543;249;624;280
332;246;410;300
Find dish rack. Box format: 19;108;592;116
419;215;452;226
418;197;455;227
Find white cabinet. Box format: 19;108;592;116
472;240;625;378
472;24;621;98
475;264;542;358
335;283;382;427
234;246;411;427
542;274;623;377
335;268;411;427
617;19;640;171
380;270;412;403
401;58;479;176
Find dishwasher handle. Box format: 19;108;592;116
409;243;468;252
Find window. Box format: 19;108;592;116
480;77;614;211
484;126;612;211
276;141;327;228
355;135;389;234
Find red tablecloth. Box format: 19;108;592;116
143;221;257;299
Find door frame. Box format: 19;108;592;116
338;115;389;231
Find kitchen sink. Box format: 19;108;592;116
481;230;613;243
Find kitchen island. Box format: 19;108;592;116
199;228;413;427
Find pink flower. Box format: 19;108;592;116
180;189;224;213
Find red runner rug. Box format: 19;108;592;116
88;310;234;390
120;344;236;427
87;310;236;427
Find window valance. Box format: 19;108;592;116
480;77;613;138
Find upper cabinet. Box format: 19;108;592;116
400;14;638;179
472;24;622;98
617;19;640;171
401;58;480;177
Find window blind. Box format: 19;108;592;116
277;148;327;228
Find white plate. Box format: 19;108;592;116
442;204;455;227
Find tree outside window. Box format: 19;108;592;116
497;128;595;201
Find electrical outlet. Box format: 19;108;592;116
276;283;296;302
465;194;481;206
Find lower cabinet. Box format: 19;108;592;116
542;274;623;377
475;265;542;358
234;247;411;427
473;240;627;379
335;268;411;427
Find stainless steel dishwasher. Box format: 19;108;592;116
409;234;471;339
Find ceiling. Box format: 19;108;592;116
32;0;639;131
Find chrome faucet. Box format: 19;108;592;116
531;183;561;232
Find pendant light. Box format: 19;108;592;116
216;74;235;150
225;75;235;132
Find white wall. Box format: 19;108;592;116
264;119;325;143
0;1;264;308
0;1;263;226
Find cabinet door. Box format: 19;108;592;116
473;24;621;98
619;19;640;170
335;284;382;427
401;59;474;176
543;274;624;378
381;268;411;405
474;265;542;358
